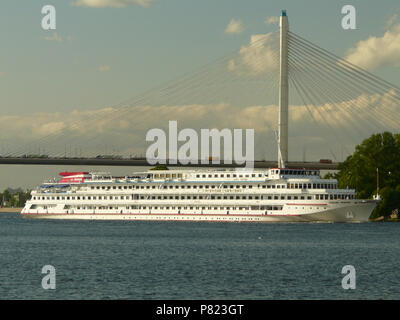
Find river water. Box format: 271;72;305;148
0;212;398;299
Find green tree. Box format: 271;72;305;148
335;132;400;218
9;196;16;207
2;189;10;205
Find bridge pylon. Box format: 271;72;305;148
278;10;289;168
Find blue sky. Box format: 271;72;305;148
0;0;399;114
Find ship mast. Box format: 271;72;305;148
278;10;289;168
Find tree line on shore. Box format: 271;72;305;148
326;131;400;219
0;189;31;208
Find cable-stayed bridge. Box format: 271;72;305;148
1;11;399;170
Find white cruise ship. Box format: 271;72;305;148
21;168;378;222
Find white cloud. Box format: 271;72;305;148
1;90;397;160
71;0;153;8
228;32;279;75
224;19;244;35
344;23;400;70
265;16;279;25
386;13;398;30
97;65;111;72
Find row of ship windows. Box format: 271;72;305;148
151;173;265;179
33;194;354;201
52;205;284;211
83;183;337;191
152;170;316;179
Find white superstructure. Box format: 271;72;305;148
21;168;377;222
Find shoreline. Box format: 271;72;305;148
0;207;23;213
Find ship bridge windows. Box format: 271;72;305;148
265;206;283;210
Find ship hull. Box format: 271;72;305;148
21;201;377;223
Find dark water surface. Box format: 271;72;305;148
0;212;399;299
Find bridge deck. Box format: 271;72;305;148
0;157;339;169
